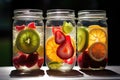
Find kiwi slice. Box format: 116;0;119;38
62;21;73;34
16;29;40;54
77;27;88;52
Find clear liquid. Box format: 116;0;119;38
13;26;44;71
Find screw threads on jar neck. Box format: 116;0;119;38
78;10;107;20
46;9;75;20
13;9;43;20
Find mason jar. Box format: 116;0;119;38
77;10;108;70
12;9;44;71
45;9;76;72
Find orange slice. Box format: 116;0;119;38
46;36;63;62
89;25;107;47
88;42;107;61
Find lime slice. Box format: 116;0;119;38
48;62;62;70
77;27;88;52
62;21;73;34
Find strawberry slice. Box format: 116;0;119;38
28;22;36;29
38;57;44;67
13;57;20;68
18;54;27;66
15;25;25;31
26;53;38;68
64;56;76;64
57;36;74;59
55;31;66;44
52;26;62;35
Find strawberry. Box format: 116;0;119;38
57;36;74;59
64;56;76;64
38;58;44;67
26;53;38;68
55;31;66;44
52;26;62;35
15;25;25;31
28;22;36;29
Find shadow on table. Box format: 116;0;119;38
46;69;83;77
9;69;45;77
80;69;120;77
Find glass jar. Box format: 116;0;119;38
45;9;76;72
77;10;108;70
12;9;44;71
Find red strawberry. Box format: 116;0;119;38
13;57;20;68
64;56;76;64
13;54;27;67
15;25;25;31
28;22;36;29
18;54;27;66
57;36;74;59
26;53;38;68
55;31;66;44
52;26;62;35
38;58;44;67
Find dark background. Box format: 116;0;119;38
0;0;120;66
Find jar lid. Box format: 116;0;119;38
78;10;107;19
46;9;75;19
13;9;43;20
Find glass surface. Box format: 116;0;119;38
77;10;108;70
45;9;76;72
12;9;44;71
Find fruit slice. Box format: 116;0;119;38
48;62;62;70
62;21;73;34
16;29;40;53
38;57;44;67
52;26;62;35
26;53;38;67
64;56;76;64
46;36;63;62
28;22;36;29
77;27;88;52
15;25;25;31
89;25;107;46
88;42;107;61
57;36;74;59
55;31;66;44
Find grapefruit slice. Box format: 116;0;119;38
46;36;63;62
88;42;107;61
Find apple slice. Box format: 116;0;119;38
57;36;74;59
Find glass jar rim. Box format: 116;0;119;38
13;9;43;19
78;10;107;19
46;9;75;19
